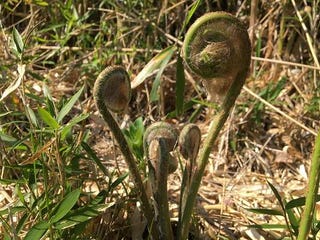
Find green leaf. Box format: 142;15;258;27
24;221;50;240
246;208;283;216
175;54;185;116
267;181;285;210
131;45;176;89
123;117;145;160
26;106;39;127
81;142;108;176
50;189;81;223
150;46;176;102
54;203;114;230
16;212;29;234
12;27;24;55
61;113;90;140
57;85;84;123
34;0;49;6
248;223;288;230
90;190;108;205
38;107;60;129
179;0;202;36
286;195;320;210
0;131;17;144
109;173;128;190
0;206;25;216
287;207;299;234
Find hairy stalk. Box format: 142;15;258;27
144;122;178;239
93;66;157;239
177;12;251;239
156;138;174;240
297;131;320;240
178;124;201;218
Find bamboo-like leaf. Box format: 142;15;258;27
109;173;128;190
54;203;114;230
286;195;320;210
61;113;90;140
0;206;25;216
50;189;81;223
0;131;17;144
150;46;176;102
12;27;24;54
175;54;185;116
131;46;176;89
90;190;108;205
57;85;84;123
0;64;25;102
26;106;39;127
24;221;50;240
81;142;108;176
38;107;60;129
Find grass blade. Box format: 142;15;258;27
57;85;84;123
109;173;128;191
267;181;285;209
179;0;202;36
246;208;283;216
248;224;288;230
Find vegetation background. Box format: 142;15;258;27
0;0;319;239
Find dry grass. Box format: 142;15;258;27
0;0;319;239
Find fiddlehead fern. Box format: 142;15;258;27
144;122;178;240
177;12;251;239
183;11;251;101
144;122;179;176
178;124;201;218
93;66;131;113
93;66;157;239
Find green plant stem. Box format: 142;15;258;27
297;131;320;240
95;97;158;239
177;70;247;240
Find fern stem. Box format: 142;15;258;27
177;71;247;240
94;66;157;239
177;12;251;239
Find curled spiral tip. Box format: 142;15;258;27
93;66;131;113
143;122;178;152
179;123;201;161
182;11;251;99
144;122;179;174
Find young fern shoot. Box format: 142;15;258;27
93;66;157;239
144;122;179;240
177;12;251;239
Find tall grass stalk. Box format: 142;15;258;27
297;131;320;240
